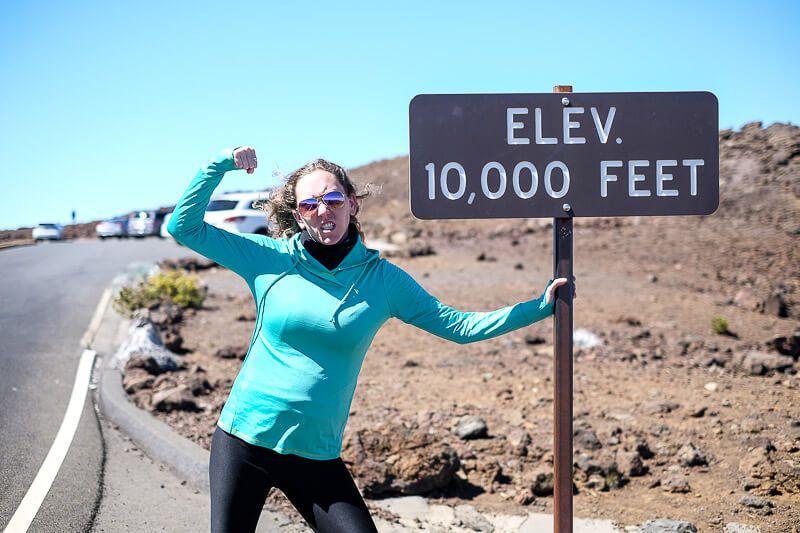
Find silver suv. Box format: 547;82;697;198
128;210;167;237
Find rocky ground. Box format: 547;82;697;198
120;122;798;532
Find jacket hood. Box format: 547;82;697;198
251;232;382;328
286;231;380;286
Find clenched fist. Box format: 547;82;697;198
233;146;258;174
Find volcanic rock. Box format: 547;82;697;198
617;450;647;477
661;476;691;493
214;345;247;360
640;519;697;533
678;442;709;467
739;495;772;509
454;416;488;440
574;427;602;450
731;350;794;375
151;385;200;412
341;422;461;497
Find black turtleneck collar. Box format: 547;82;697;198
300;223;359;270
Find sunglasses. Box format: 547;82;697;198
296;191;347;216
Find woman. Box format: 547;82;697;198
167;146;575;533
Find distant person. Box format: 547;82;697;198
71;210;76;225
167;147;576;533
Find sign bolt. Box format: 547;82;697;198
562;203;571;212
561;97;570;106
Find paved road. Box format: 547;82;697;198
0;238;195;532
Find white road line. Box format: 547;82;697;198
3;349;97;533
80;287;112;349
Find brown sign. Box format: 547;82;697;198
409;91;719;219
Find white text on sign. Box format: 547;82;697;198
425;160;705;202
420;106;707;203
506;107;618;145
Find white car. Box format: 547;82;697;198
32;223;64;241
96;216;129;239
164;191;273;238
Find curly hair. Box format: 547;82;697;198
256;159;377;241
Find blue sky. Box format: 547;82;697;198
1;0;797;230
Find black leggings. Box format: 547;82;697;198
209;427;378;533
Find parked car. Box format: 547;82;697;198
163;191;273;239
96;216;129;239
205;191;273;235
128;210;167;237
160;212;173;239
32;223;64;241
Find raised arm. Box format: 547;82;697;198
167;148;280;280
382;261;556;345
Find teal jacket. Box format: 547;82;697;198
168;150;555;460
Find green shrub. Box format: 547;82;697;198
711;316;730;335
113;270;205;317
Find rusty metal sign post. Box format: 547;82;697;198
408;86;719;533
551;84;574;533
